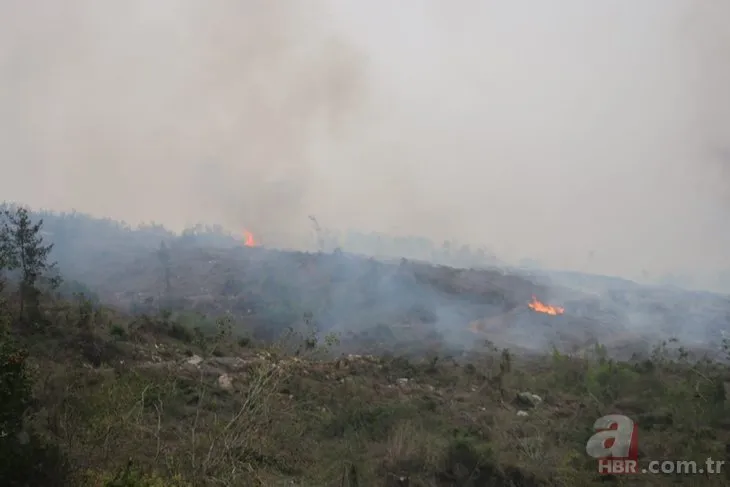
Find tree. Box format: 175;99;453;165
0;216;12;294
2;207;58;322
157;240;171;294
0;327;70;484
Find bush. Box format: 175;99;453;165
0;432;70;487
167;323;193;343
110;324;127;339
322;403;415;440
0;331;70;486
0;333;31;434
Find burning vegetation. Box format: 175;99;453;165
528;295;564;315
468;295;565;335
243;229;257;247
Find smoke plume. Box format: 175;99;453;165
1;1;729;288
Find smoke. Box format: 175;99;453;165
0;0;368;244
680;1;730;195
1;1;729;288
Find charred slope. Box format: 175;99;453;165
59;242;728;355
90;246;566;346
50;237;728;356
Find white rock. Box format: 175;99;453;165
217;373;233;390
186;355;203;366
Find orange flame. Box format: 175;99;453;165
243;229;257;247
528;296;564;315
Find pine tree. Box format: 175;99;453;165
0;215;13;294
2;207;58;322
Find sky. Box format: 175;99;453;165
0;1;729;287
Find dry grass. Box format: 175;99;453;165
2;300;728;487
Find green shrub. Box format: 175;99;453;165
0;331;70;486
0;432;69;487
0;333;31;435
322;403;415;440
110;324;127;339
167;323;193;343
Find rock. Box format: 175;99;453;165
186;355;203;366
396;378;409;386
217;373;233;390
517;410;529;417
515;391;543;409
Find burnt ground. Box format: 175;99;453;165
85;244;728;360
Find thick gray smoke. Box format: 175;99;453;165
0;0;368;245
1;1;729;289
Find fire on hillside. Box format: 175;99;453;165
528;295;564;315
467;296;565;334
243;229;257;247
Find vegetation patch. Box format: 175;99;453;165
0;207;729;486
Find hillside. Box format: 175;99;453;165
22;209;725;358
78;242;726;360
1;207;730;486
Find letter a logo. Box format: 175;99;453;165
586;414;638;460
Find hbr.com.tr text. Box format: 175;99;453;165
598;458;725;475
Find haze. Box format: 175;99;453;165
1;1;728;288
